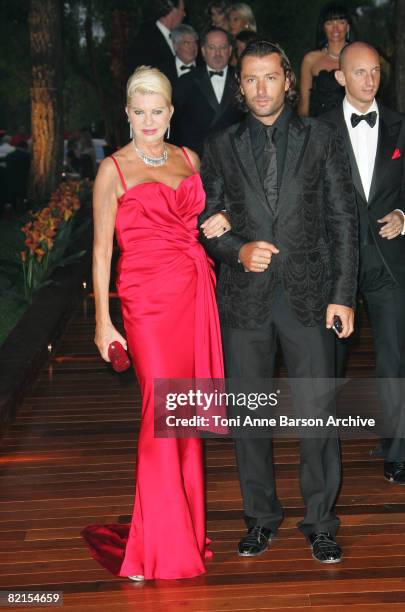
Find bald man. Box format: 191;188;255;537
323;42;405;483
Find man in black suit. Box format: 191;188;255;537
323;42;405;483
130;0;185;72
199;40;358;563
171;26;244;156
160;24;198;86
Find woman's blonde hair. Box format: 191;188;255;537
228;3;257;32
126;66;172;106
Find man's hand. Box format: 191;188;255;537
326;304;354;339
377;210;404;239
239;241;279;272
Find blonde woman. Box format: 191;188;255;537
227;2;257;37
82;66;229;581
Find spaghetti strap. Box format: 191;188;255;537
110;155;127;192
181;147;197;173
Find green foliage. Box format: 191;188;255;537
0;179;92;345
0;0;396;133
0;298;27;346
0;1;30;131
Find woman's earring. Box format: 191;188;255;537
128;117;133;139
345;26;350;42
166;123;171;140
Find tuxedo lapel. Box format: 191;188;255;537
214;70;234;116
277;115;311;216
194;67;219;114
210;69;236;128
368;107;401;205
230;121;270;215
334;105;368;202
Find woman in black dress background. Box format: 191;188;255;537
298;3;354;117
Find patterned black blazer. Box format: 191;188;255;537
199;112;359;328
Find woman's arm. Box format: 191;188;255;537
298;52;315;117
201;211;231;238
183;147;232;238
92;158;127;360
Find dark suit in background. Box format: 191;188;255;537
171;65;244;156
129;21;175;72
160;56;196;87
324;103;405;462
199;107;358;537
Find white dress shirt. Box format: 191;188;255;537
343;97;379;201
156;20;175;55
343;96;405;234
175;55;195;78
207;65;228;104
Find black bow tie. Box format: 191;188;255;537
180;64;193;71
350;111;377;128
209;70;224;78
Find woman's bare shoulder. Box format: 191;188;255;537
302;49;324;65
183;146;201;171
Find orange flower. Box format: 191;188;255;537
35;248;46;262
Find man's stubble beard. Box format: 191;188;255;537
247;97;285;121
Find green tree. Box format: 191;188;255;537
0;2;30;132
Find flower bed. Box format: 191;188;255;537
0;179;92;345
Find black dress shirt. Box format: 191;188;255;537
248;104;291;189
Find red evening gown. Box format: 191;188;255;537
81;148;224;580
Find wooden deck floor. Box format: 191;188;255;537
1;295;405;611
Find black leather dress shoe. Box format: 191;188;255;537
308;532;342;563
238;526;273;557
384;461;405;484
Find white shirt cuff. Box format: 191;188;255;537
394;209;405;235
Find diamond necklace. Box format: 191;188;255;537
132;139;168;167
326;46;341;61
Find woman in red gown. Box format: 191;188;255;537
82;66;229;581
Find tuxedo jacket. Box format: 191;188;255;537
129;21;174;72
160;57;197;87
171;65;244;156
323;103;405;289
199;113;359;329
160;56;180;86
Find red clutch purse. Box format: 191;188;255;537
108;341;131;372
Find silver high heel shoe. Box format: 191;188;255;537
128;575;144;581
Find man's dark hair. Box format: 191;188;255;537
200;26;233;48
154;0;182;19
236;39;298;109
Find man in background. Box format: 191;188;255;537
160;24;198;86
130;0;185;72
171;26;243;155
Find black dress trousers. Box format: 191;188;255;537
222;287;341;536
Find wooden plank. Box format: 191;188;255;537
1;298;405;609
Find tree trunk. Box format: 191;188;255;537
395;0;405;112
29;0;63;202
